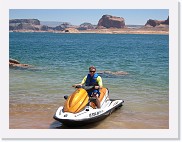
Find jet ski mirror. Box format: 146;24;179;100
64;95;68;100
75;85;82;88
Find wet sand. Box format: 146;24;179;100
9;101;168;129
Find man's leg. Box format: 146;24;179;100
92;93;100;108
95;96;100;108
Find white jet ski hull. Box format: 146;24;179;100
53;99;124;127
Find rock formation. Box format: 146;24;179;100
9;19;76;32
9;16;169;34
64;28;79;33
9;58;31;68
10;19;40;25
97;15;125;29
145;16;169;27
9;19;41;31
98;70;128;76
40;25;49;31
77;23;95;30
53;22;72;31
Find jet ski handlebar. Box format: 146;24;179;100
73;85;94;91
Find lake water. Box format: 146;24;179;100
9;32;169;129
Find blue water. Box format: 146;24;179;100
9;32;169;129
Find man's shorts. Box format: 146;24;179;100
88;90;100;97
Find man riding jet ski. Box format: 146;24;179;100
75;66;103;108
53;66;124;126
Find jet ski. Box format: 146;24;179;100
53;85;124;127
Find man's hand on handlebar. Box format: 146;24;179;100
72;84;82;88
94;86;100;89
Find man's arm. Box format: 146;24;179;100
95;76;103;89
81;76;87;85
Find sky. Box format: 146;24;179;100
9;9;169;25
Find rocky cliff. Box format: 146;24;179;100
9;19;77;32
97;15;125;29
9;19;41;31
145;16;169;27
9;16;169;33
77;23;96;30
9;58;31;68
10;19;40;25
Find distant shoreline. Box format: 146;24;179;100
79;29;169;35
9;28;169;35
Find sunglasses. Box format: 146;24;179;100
89;70;96;73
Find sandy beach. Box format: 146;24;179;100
10;27;169;35
78;28;169;35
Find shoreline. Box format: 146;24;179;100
10;28;169;35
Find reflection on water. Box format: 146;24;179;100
49;121;64;129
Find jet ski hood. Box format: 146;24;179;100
64;88;89;113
